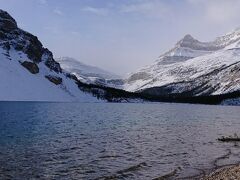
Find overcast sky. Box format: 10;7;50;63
1;0;240;75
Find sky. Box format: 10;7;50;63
1;0;240;75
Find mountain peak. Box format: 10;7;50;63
0;9;17;31
177;34;197;46
182;34;195;41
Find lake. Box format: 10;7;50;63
0;102;239;179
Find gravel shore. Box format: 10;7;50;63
202;165;240;180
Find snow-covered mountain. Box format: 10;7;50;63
0;9;143;102
0;9;102;102
1;8;240;104
56;57;123;88
125;29;240;99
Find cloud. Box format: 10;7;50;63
53;7;63;16
81;1;171;19
187;0;240;24
38;0;47;5
120;0;171;19
81;6;108;16
206;1;240;24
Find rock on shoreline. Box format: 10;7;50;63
202;165;240;180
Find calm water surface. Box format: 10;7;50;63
0;102;240;179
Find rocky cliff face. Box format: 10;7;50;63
0;10;61;73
